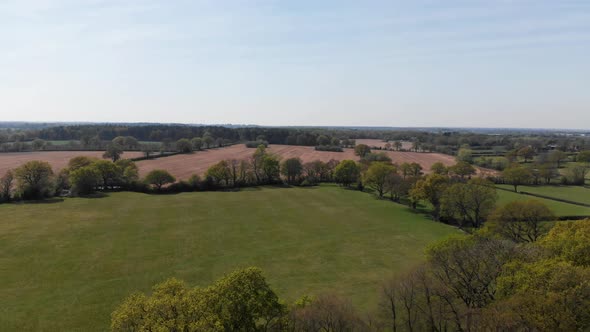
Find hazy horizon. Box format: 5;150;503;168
1;1;589;128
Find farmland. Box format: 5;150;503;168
0;185;458;331
136;144;460;180
354;139;413;150
496;184;590;206
496;188;590;216
0;151;143;177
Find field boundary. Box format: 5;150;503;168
519;191;590;208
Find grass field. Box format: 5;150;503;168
497;184;590;206
496;188;590;216
0;185;458;331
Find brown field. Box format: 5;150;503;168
136;144;464;180
0;151;143;176
355;139;413;150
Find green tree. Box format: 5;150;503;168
334;160;360;187
111;267;284;332
0;170;14;202
68;156;96;171
430;162;448;175
69;166;101;195
540;219;590;266
489;200;555;242
203;134;214;149
281;157;303;185
317;135;330;146
502;164;533;192
191;137;203;151
364;162;397;198
448;161;476;180
456;148;473;163
441;178;497;228
14;160;55;199
549;149;568;168
176;138;193;153
144;169;176;191
32;138;46;151
93;160;120;189
261;154;281;184
354;144;371;158
103;143;124;162
206;160;232;188
517;146;535;163
410;174;449;220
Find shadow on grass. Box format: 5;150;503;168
17;197;65;204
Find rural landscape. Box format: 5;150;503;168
1;123;589;331
2;1;590;331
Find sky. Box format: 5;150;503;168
1;1;589;129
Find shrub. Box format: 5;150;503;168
314;145;343;152
245;140;269;148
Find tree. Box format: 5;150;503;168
577;150;590;164
0;170;14;202
251;144;267;184
410;174;449;220
14;161;55;199
517;146;535;163
430;162;448;175
540;219;590;266
191;137;203;151
426;235;515;309
549;149;568;168
393;141;402;151
449;161;476;180
69;166;101;195
456;148;473;163
489;200;555;242
93;160;120;189
354;144;371;158
144;169;176;191
334;160;360;187
441;178;497;228
537;163;558;184
111;267;284;332
115;159;139;186
68;156;96;171
32;138;46;151
281;157;303;185
206;160;232;188
317;135;330;146
502;164;533;192
103;143;124;162
176;138;193;153
364;162;397;198
203;134;214;149
261;154;281;184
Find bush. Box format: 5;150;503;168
314;145;343;152
245;140;269;148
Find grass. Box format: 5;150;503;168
496;187;590;216
0;185;459;331
497;184;590;206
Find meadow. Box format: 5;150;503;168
0;185;458;331
497;184;590;206
496;187;590;216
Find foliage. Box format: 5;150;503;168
144;169;176;190
502;164;533;192
354;144;371;158
489;200;555;243
175;138;193;153
111;267;284;332
0;170;14;202
281;157;303;185
334;160;360;187
441;178;497;228
410;174;449;220
540;219;590;266
448;161;476;179
430;161;448;175
363;162;397;198
103;143;124;162
14;160;55;199
69;166;101;195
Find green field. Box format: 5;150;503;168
0;185;458;331
497;184;590;206
496;188;590;216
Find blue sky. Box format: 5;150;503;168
1;0;589;128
